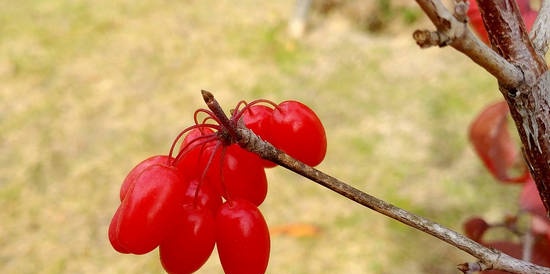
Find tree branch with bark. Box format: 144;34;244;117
414;0;550;220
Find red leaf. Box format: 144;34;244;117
469;101;530;184
270;223;321;238
520;178;548;219
467;0;490;43
531;215;550;238
479;242;523;273
532;234;550;267
463;217;490;243
481;238;550;272
486;241;523;258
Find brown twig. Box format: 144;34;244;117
414;0;524;88
415;0;550;220
201;90;550;274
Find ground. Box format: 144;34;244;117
0;1;522;273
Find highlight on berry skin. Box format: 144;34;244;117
108;91;327;273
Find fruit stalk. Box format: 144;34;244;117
201;90;241;144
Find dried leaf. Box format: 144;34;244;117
270;223;321;238
531;215;550;239
463;217;490;243
520;178;548;219
469;101;530;183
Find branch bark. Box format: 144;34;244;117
476;0;550;217
530;0;550;56
201;90;550;274
414;0;550;217
414;0;524;87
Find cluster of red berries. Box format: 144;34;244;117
108;95;327;274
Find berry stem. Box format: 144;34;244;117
168;124;219;165
231;98;278;122
201;90;240;143
194;141;223;206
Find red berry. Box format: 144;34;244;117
268;100;327;166
178;140;268;206
209;144;268;206
110;164;186;254
119;155;172;201
175;127;222;184
179;127;216;153
241;104;277;168
108;207;129;254
241;104;273;136
182;176;223;212
159;205;216;274
216;199;270;274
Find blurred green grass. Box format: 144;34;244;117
0;1;522;273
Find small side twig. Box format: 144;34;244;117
457;261;485;273
414;0;524;88
201;90;550;274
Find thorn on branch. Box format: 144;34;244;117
413;29;450;48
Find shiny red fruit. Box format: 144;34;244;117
208;144;268;206
159;205;216;274
182;176;223;212
110;164;186;254
268;100;327;166
175;127;222;189
119;155;172;201
240;104;277;168
108;207;129;254
179;127;216;153
216;199;270;274
241;104;273;137
177;140;268;206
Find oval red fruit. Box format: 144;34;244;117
108;206;130;254
159;205;216;274
175;132;221;191
182;176;223;212
268;101;327;166
209;145;268;206
119;155;172;201
179;127;216;153
216;199;270;274
111;164;186;254
241;104;277;168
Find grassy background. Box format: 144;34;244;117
0;1;523;273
